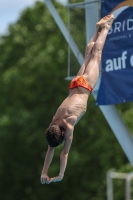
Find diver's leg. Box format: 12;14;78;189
77;15;112;76
83;14;114;88
77;30;99;76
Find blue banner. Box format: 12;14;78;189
96;0;133;105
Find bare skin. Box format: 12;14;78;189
40;14;114;184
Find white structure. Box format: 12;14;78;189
44;0;133;165
107;170;133;200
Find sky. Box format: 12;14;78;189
0;0;68;35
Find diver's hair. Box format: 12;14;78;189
45;125;64;147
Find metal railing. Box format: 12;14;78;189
107;169;133;200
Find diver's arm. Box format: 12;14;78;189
40;146;55;184
49;127;73;183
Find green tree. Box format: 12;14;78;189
0;1;68;200
0;1;133;200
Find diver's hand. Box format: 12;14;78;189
49;175;63;183
40;173;50;184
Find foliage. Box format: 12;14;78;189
0;1;133;200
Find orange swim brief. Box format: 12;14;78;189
69;76;93;93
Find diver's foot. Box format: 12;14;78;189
96;14;114;31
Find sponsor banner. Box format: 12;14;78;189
96;0;133;105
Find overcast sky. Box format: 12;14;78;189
0;0;68;35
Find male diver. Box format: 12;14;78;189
40;14;114;184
